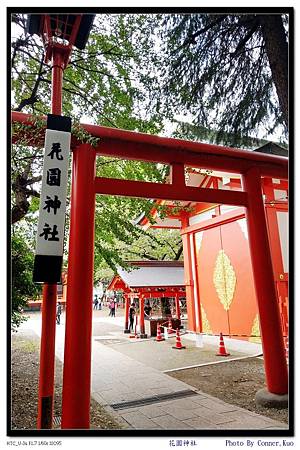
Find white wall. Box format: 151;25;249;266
189;210;214;226
277;211;289;273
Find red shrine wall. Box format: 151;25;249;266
182;178;288;342
192;217;259;341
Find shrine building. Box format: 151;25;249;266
136;143;288;344
108;260;186;336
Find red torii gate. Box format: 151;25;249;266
12;110;288;428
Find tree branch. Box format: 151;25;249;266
174;16;228;53
126;249;158;261
174;245;183;260
24;188;40;197
25;175;42;186
62;85;119;128
259;15;288;128
230;20;259;57
13;52;46;112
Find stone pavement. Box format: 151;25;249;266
20;311;288;431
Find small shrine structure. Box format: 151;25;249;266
108;261;186;336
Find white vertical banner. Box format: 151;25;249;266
33;114;71;283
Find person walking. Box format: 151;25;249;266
109;299;115;316
93;295;99;310
129;303;135;332
111;299;116;317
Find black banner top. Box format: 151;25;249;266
47;114;72;133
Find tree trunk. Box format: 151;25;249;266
11;172;40;224
259;15;288;129
12;201;30;224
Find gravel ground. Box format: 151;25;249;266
10;330;122;430
169;358;289;424
101;337;250;371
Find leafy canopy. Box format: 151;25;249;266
11;13;183;293
11;233;42;330
159;13;289;146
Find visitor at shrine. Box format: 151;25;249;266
109;299;116;317
129;303;135;331
144;302;152;319
93;295;99;310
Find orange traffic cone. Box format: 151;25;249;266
156;323;164;342
172;328;186;350
167;318;173;334
216;332;230;356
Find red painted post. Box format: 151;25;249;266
124;295;130;333
242;167;288;394
175;293;181;320
51;48;64;116
139;296;147;338
181;215;197;332
37;284;57;428
37;46;64;429
263;178;289;338
191;233;203;334
61;143;96;428
263;178;286;277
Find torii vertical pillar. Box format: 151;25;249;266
242;167;288;403
37;47;64;430
263;178;289;336
181;215;197;332
139;296;147;338
175;293;181;320
61;143;96;428
37;284;57;429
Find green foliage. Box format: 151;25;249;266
93;155;185;279
94;193;164;275
12;116;100;147
94;225;183;284
11;232;41;330
12;14;163;132
116;228;183;262
96;156;168;183
159;13;288;145
11;13;171;276
173;120;289;150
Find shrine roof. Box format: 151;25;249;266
254;142;288;157
116;261;184;288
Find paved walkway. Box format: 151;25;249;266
20;311;288;431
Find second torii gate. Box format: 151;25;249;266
12;110;289;429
